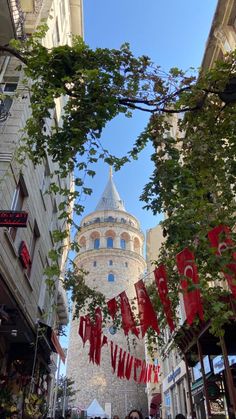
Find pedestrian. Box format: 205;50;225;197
113;415;119;419
128;409;143;419
175;415;186;419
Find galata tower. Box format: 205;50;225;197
67;169;148;418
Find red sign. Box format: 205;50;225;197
19;241;31;269
0;211;28;227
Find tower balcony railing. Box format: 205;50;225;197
82;216;139;230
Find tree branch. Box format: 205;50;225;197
0;45;27;64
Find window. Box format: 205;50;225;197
10;176;28;240
94;238;100;249
41;159;50;195
108;273;115;282
109;260;113;266
93;261;97;267
125;262;128;267
0;82;18;122
120;239;126;249
107;237;113;248
38;257;48;312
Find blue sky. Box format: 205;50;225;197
61;0;218;364
78;0;218;236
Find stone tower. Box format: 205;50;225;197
67;170;148;417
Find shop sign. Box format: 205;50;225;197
19;241;31;269
0;210;28;227
168;366;181;383
193;355;211;381
213;355;236;374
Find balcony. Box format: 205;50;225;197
0;1;25;45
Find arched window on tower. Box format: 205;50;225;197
120;232;130;250
107;237;113;248
90;231;100;250
94;238;100;249
108;273;115;282
120;238;126;249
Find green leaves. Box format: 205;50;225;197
6;26;236;342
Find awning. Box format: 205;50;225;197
191;372;213;396
38;321;66;364
149;393;161;416
51;330;66;364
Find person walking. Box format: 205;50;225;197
128;409;143;419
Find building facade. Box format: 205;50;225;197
67;171;148;418
0;0;83;414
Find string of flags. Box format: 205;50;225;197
77;224;236;382
78;310;160;384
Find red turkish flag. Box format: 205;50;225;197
176;248;204;325
117;348;126;379
135;280;160;337
119;291;139;337
110;341;118;373
107;298;118;320
125;353;134;380
208;225;236;298
154;265;175;332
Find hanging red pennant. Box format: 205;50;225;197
138;360;147;383
78;316;86;344
94;307;102;366
78;315;92;346
84;315;92;344
117;348;126;379
88;325;96;363
135;280;160;337
154;265;175;332
153;365;160;383
208;225;236;298
107;298;119;320
147;364;153;383
125;353;134;380
133;358;142;382
102;335;108;347
119;291;139;337
110;341;118;373
176;248;204;325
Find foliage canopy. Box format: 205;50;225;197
3;27;236;341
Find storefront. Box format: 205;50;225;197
0;275;64;416
162;360;188;419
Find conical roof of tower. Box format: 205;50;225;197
95;167;126;212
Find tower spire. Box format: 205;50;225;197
95;169;126;212
109;166;113;179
